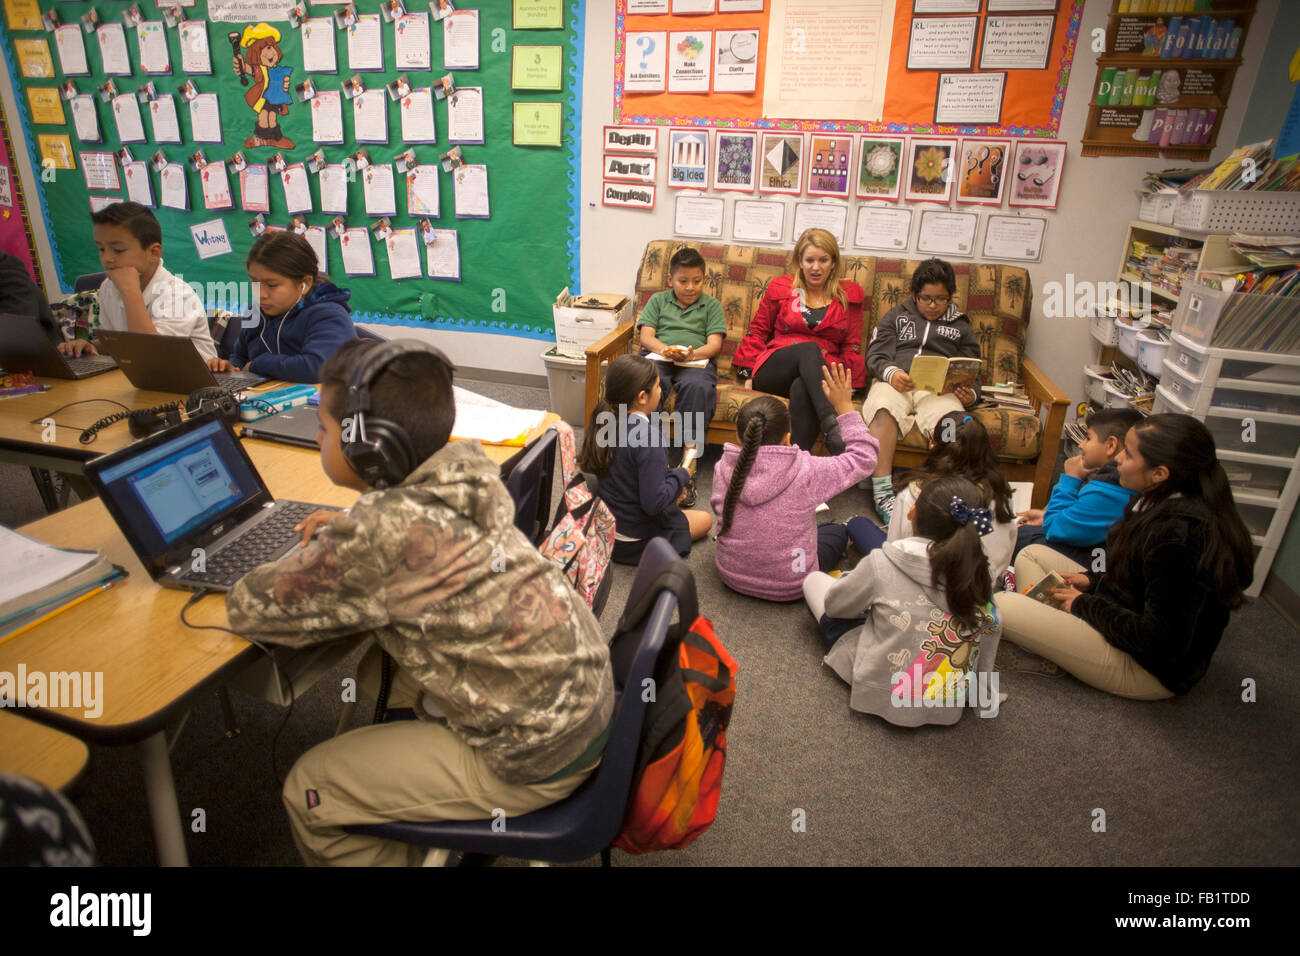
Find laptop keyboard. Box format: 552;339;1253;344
176;501;338;588
215;370;266;389
66;354;117;375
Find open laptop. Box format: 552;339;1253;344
241;405;321;449
0;311;118;379
94;329;268;393
84;410;338;592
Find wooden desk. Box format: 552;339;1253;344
0;711;89;792
2;415;558;865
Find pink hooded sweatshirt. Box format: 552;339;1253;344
711;411;879;601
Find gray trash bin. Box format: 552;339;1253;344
542;348;588;427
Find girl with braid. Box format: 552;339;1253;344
712;363;878;601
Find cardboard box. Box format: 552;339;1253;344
553;288;631;358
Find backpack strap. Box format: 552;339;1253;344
616;560;700;636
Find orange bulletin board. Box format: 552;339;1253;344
614;0;1083;137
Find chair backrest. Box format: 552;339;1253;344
209;313;245;361
503;428;558;544
73;272;106;294
356;326;385;342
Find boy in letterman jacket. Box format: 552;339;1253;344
862;258;981;523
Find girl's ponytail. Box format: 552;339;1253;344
914;475;993;630
578;354;659;477
719;396;791;535
579;396;615;476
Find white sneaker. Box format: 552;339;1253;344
815;501;830;514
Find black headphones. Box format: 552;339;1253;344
342;339;455;489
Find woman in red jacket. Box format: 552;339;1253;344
730;228;865;453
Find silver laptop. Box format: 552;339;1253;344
241;405;321;449
84;410;337;592
95;329;267;393
0;311;118;379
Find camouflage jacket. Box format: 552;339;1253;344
226;440;614;784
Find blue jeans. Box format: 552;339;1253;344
651;358;717;440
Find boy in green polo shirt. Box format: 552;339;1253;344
638;247;725;506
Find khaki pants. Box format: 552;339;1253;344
282;645;596;866
992;545;1172;700
862;380;965;442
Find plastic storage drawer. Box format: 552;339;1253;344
1166;333;1211;380
1160;357;1207;408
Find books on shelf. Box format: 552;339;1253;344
908;356;981;396
1208;289;1300;352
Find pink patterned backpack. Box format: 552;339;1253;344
539;421;615;618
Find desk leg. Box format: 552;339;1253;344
138;730;190;867
29;468;60;514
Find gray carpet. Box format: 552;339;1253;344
4;377;1298;866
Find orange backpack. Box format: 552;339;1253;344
609;562;737;854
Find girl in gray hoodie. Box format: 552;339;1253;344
804;475;1003;726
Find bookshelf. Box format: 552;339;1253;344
1082;1;1256;160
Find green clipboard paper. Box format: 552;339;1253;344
512;102;564;147
511;45;565;91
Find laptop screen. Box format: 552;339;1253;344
92;417;265;562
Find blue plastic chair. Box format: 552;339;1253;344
346;537;686;867
73;272;106;293
503;428;558;545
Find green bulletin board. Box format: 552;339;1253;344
0;0;585;341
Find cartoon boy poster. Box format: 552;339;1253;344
230;24;294;149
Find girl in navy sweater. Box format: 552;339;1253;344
579;354;713;565
208;231;356;384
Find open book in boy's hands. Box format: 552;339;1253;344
650;346;708;368
1022;570;1068;610
908;355;982;395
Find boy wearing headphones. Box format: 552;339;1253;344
225;339;614;866
207;232;356;384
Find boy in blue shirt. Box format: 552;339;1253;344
1013;407;1143;566
638;247;725;506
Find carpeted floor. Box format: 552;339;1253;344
4;377;1298;866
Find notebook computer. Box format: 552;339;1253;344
0;312;118;379
240;405;321;449
84;410;337;592
94;329;268;393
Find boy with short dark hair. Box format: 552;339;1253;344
638;247;726;506
226;339;614;866
1013;407;1143;566
863;257;981;522
60;202;215;361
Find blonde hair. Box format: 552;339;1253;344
790;228;846;309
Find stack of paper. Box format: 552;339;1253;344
0;528;124;639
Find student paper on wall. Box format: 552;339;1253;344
180;21;212;75
425;228;461;281
281;163;314;214
713;29;758;93
385;228;423;280
148;95;182;144
54;25;89;76
137;22;171;74
311;90;344;144
447;86;484;144
240;164;270;213
353;90;389;143
406;165;440;218
363;163;398;217
82;152;120;192
340;227;377;277
160;163;189;210
348;13;384;71
189;93;223;143
71;96;101;143
624;32;667;93
400;88;437;143
304;225;328;274
112;94;147;143
668;128;709;189
443;9;479;70
191;219;234;260
667;31;711;93
302;18;338;73
123;160;154;207
453;164;490;218
395;13;431;71
98;24;132;76
201;162;234;210
318;163;349;214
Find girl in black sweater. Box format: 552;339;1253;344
994;414;1253;698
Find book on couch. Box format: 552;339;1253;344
908;355;982;395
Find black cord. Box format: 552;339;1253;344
28;398;132;444
179;589;297;785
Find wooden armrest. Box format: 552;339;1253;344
583;321;635;427
1020;356;1070;410
1020;355;1071;510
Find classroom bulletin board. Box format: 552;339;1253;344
614;0;1083;138
0;0;586;340
0;82;44;284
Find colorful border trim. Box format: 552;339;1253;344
613;0;1083;139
